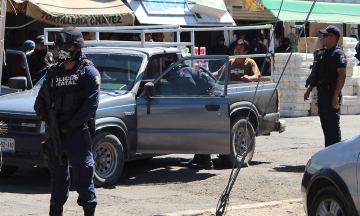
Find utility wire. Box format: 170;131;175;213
216;0;318;215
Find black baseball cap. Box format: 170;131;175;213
35;35;45;45
319;25;340;37
55;27;85;48
236;31;245;37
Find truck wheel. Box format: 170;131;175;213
0;166;19;178
92;132;124;187
220;117;255;167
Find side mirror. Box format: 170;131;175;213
144;82;154;115
144;82;155;98
8;77;27;90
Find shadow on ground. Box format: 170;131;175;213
271;165;305;173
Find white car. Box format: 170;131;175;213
301;135;360;216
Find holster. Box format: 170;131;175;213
87;117;96;135
41;141;67;163
83;127;92;148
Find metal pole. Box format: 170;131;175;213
0;0;7;95
270;27;275;82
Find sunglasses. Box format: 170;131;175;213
57;44;72;50
322;34;335;38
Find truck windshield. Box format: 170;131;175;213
86;53;144;91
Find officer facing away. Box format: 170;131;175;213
304;25;347;147
34;27;100;216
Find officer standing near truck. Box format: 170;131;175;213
27;35;54;79
34;27;100;216
304;25;347;147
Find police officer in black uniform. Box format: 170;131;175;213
27;35;55;84
304;25;347;147
252;32;270;76
34;27;100;216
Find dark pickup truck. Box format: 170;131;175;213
0;46;285;187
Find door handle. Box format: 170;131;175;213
205;105;220;111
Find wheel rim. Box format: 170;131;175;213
94;142;118;179
316;198;344;216
234;124;250;159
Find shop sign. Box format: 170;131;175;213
243;0;264;12
26;4;134;27
141;0;191;15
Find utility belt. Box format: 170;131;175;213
317;83;336;93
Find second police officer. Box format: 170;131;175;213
34;27;101;216
304;25;347;147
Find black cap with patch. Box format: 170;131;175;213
319;25;341;37
55;27;85;48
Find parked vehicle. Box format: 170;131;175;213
301;135;360;216
0;26;285;187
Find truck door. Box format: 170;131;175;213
136;56;230;154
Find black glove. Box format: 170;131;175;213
36;106;47;122
60;122;74;140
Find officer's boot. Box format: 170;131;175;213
49;202;63;216
83;204;96;216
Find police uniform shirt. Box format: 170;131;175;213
227;58;259;81
34;60;100;129
316;46;347;87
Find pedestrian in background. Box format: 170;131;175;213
34;27;100;216
26;35;54;84
153;32;165;42
251;32;270;76
210;35;229;55
304;25;347;147
229;31;245;55
275;37;291;53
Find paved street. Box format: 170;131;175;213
0;115;359;215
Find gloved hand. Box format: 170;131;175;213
60;122;74;140
36;106;47;122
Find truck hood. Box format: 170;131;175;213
0;87;124;115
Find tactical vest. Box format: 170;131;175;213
48;58;94;121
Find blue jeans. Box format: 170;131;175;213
317;91;341;147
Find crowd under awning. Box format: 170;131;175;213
264;0;360;24
11;0;135;26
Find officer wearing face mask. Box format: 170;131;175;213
26;35;54;82
34;27;100;216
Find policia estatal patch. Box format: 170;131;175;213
56;74;79;87
340;54;347;64
95;76;101;85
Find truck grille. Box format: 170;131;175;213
0;114;40;134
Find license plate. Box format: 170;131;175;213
0;138;15;153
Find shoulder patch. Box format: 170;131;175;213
340;54;346;64
95;76;101;85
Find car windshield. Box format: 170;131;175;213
34;53;144;92
86;53;144;92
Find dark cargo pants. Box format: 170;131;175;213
46;127;97;206
317;90;341;147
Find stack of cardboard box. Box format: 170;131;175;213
274;53;313;117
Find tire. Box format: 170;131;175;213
0;166;19;178
219;117;255;167
309;186;348;216
92;132;124;187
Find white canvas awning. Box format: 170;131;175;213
127;0;235;26
23;0;135;26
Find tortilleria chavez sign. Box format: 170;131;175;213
25;3;134;27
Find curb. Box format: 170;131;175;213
159;198;303;216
